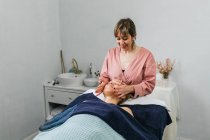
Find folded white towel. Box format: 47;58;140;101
83;89;170;111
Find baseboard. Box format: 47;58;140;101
23;132;38;140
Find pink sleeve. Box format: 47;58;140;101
133;54;156;97
99;52;110;84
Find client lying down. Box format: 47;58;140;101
34;82;171;140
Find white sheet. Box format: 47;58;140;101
83;89;170;111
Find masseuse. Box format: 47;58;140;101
96;18;156;98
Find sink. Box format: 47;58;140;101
84;78;98;87
57;73;87;86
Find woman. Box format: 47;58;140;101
96;18;156;98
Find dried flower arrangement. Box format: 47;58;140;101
157;58;175;79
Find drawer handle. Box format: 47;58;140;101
51;94;54;98
68;97;72;100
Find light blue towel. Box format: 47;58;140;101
39;105;77;131
33;114;125;140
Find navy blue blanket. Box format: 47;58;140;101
40;93;171;140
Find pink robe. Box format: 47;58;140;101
99;47;156;97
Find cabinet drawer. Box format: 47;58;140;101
46;89;80;105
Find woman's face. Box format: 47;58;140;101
116;32;134;50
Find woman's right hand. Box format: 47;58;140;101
110;79;124;86
95;81;107;96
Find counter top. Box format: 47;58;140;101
43;81;97;91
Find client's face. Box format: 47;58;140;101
103;82;114;97
103;82;127;104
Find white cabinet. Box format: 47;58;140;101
43;82;92;120
148;81;179;140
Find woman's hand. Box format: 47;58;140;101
95;81;107;96
112;82;134;98
110;79;124;86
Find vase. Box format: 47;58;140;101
161;78;169;87
162;72;169;79
157;73;169;87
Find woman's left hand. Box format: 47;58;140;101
113;83;134;98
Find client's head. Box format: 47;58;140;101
103;82;126;104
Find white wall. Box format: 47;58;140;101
60;0;210;140
0;0;61;139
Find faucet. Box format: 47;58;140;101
89;63;92;77
89;63;100;78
